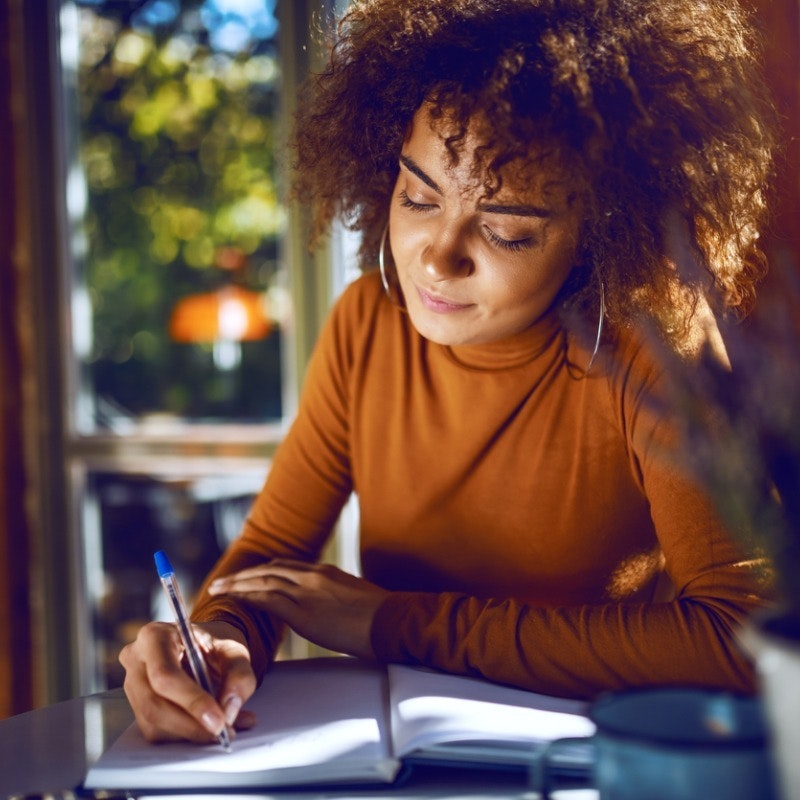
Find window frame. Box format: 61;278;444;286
27;0;336;700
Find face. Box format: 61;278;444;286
389;105;583;347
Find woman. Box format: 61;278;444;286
120;0;776;744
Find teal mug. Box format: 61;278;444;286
531;688;777;799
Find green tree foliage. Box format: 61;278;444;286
73;0;285;422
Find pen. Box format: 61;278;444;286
154;549;232;752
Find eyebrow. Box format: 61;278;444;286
399;155;443;194
478;202;553;219
398;154;554;218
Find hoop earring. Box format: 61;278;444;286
577;280;605;379
378;223;391;298
378;223;405;309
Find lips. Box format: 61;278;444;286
417;286;472;313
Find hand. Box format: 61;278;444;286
208;561;390;660
119;619;257;744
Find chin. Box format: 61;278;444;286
404;308;462;346
411;319;488;347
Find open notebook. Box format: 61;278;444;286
84;657;595;791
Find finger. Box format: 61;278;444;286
209;638;258;727
137;624;228;740
230;559;312;578
238;589;313;636
208;582;307;631
126;678;226;744
120;635;222;744
221;587;304;618
209;571;306;597
212;559;318;585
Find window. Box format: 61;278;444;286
65;0;287;428
43;0;337;696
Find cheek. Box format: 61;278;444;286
388;211;420;271
483;272;547;320
490;244;576;312
522;232;579;293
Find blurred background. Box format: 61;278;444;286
0;0;797;718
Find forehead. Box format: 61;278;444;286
404;102;576;205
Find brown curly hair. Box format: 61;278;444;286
292;0;776;332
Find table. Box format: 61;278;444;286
0;691;595;799
0;689;132;797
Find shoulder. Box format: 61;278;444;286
597;306;729;454
322;270;391;342
331;269;385;317
605;294;726;385
312;269;407;367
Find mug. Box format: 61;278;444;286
532;688;777;800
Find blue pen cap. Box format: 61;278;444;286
154;549;175;578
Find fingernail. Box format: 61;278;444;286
223;694;243;726
201;711;223;735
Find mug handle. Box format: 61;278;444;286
529;736;595;799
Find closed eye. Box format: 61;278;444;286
482;225;536;252
398;190;436;213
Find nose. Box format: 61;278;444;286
421;224;474;281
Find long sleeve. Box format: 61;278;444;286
195;270;772;696
369;469;767;698
364;306;770;698
190;276;361;679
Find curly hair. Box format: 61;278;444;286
292;0;776;333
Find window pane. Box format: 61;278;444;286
65;0;287;429
86;468;263;688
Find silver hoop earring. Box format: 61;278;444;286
578;281;605;379
378;224;391;298
378;223;405;310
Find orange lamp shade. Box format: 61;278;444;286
168;286;271;343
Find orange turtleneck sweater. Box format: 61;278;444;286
193;270;768;699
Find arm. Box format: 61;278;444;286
120;281;363;739
208;459;768;698
202;282;771;699
365;334;771;698
368;480;767;699
213;461;767;698
189;279;360;677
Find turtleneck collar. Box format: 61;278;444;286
437;306;563;371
